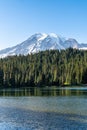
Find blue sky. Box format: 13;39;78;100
0;0;87;49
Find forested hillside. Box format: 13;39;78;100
0;48;87;87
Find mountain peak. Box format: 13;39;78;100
49;33;58;38
0;33;87;58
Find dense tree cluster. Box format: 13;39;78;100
0;48;87;87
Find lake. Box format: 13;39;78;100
0;87;87;130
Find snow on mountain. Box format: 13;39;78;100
0;33;87;58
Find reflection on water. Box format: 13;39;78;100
0;86;87;96
0;87;87;129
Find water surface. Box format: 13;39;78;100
0;87;87;130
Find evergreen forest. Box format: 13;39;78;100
0;48;87;88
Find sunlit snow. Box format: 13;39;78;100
0;33;87;58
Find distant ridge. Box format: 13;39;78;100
0;33;87;58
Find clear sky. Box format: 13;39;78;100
0;0;87;50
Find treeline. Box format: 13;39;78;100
0;48;87;87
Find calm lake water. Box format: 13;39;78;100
0;87;87;130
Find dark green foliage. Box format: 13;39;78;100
0;48;87;87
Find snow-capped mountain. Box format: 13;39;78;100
0;33;87;58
